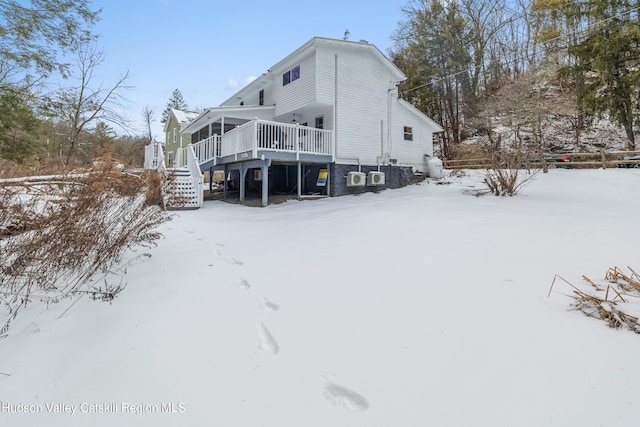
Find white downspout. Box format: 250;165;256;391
388;85;394;164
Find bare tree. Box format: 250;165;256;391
142;105;155;143
42;41;132;165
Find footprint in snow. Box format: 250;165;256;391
323;382;369;411
256;323;279;355
227;258;244;265
262;298;280;312
238;277;251;290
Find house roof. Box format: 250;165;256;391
220;37;407;106
181;105;276;135
398;98;444;133
163;108;200;133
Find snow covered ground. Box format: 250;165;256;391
1;168;640;427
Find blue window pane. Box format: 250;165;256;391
291;65;300;82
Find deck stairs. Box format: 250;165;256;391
144;143;204;210
163;167;202;210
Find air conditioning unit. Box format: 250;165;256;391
346;171;366;187
254;169;263;181
367;171;385;186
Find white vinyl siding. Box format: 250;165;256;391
318;45;396;165
273;52;316;116
392;100;436;172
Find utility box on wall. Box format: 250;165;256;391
346;171;366;187
367;171;385;186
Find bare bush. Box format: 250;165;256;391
0;161;170;337
484;151;537;196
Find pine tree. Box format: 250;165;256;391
161;89;189;124
537;0;640;150
0;0;99;78
0;0;99;163
0;85;41;163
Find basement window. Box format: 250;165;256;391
404;126;413;141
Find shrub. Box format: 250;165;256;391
0;162;170;337
484;151;537;196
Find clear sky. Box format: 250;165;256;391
86;0;409;142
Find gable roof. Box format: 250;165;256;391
163;108;200;132
221;37;406;106
398;98;444;133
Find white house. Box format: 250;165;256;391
163;36;442;207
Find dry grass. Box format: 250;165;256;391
550;266;640;334
0;159;170;337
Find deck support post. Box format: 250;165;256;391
239;164;247;202
326;163;331;196
261;159;271;207
297;162;302;198
223;165;228;199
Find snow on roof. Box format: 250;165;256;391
172;108;199;125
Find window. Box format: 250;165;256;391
404;126;413;141
282;65;300;86
168;151;175;165
259;89;264;106
315;116;324;129
291;65;300;82
173;128;177;144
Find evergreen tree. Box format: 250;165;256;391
161;89;189;124
0;0;99;163
0;84;41;163
536;0;640;149
0;0;99;78
392;0;472;157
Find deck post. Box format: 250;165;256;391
240;164;247;202
297;162;302;198
326;163;331;196
223;165;228;199
261;159;270;207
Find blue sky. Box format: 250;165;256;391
87;0;408;142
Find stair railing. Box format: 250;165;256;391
185;144;204;208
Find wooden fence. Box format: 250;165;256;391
442;150;640;170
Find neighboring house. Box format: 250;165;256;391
157;36;443;207
163;108;199;167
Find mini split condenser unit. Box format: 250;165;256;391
346;171;366;187
367;171;385;186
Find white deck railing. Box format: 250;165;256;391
254;120;333;156
144;142;166;171
185;144;204;207
177;135;221;168
187;119;333;166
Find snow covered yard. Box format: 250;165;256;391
1;168;640;427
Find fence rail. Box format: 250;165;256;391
442;150;640;169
